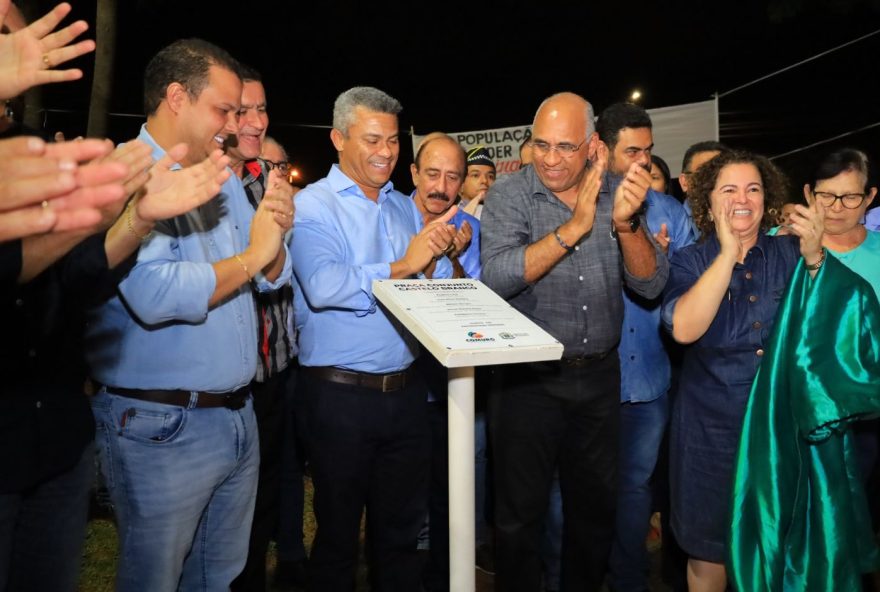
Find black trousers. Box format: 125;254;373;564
490;355;620;592
298;369;431;592
232;364;296;592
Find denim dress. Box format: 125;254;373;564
661;233;801;562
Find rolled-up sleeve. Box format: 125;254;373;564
117;228;217;325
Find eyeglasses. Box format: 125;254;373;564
812;191;867;209
530;138;586;158
263;159;290;175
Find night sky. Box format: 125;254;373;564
36;0;880;194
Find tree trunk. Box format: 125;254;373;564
87;0;116;139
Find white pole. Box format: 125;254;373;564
448;365;476;592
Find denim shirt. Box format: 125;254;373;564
619;189;697;402
662;233;801;399
85;125;292;392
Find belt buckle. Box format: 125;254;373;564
381;374;393;393
223;394;245;410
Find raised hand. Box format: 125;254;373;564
0;1;95;100
713;199;743;264
246;195;286;269
449;220;473;258
134;145;230;223
653;223;670;255
788;200;825;265
394;205;458;277
612;161;651;227
570;141;607;234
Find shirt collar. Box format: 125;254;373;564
328;163;395;202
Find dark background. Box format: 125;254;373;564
34;0;880;195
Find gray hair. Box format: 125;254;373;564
263;135;288;160
533;92;596;138
333;86;402;136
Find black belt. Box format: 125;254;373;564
303;366;413;393
104;385;249;410
558;350;613;368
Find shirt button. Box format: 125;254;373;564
582;305;587;310
578;276;584;281
630;355;635;360
15;298;23;307
749;295;757;302
35;401;42;409
745;272;753;280
630;328;635;333
583;338;588;343
752;321;762;329
756;348;765;357
574;246;580;251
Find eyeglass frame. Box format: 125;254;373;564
530;137;587;158
811;190;868;210
262;159;290;173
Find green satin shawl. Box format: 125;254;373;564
729;255;880;590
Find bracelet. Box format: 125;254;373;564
125;199;153;241
553;226;574;251
805;248;826;271
233;254;252;281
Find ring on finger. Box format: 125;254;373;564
42;54;52;69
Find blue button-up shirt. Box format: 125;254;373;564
619;189;697;402
85;125;292;392
292;165;451;373
408;190;482;280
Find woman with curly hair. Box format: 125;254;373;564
660;150;826;591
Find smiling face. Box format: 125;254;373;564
531;94;597;200
230;80;268;162
410;138;465;221
176;65;241;167
331;106;399;200
710;163;765;241
811;169;876;237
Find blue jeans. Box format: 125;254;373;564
92;389;259;592
608;392;669;592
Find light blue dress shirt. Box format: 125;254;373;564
292;165;451;373
619;189;697;403
85;124;291;392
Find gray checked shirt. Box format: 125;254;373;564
480;165;668;357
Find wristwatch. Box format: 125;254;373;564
614;215;641;234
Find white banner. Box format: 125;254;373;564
412;98;718;179
412;124;532;177
648;99;718;177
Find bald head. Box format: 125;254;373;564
414;133;466;173
530;92;598;197
533;92;595;139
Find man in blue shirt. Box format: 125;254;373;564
597;103;697;592
84;39;292;592
291;86;456;591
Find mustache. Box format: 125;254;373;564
427;191;450;201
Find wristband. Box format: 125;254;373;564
805;248;826;271
233;254;252;281
554;226;574;251
126;199;153;241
